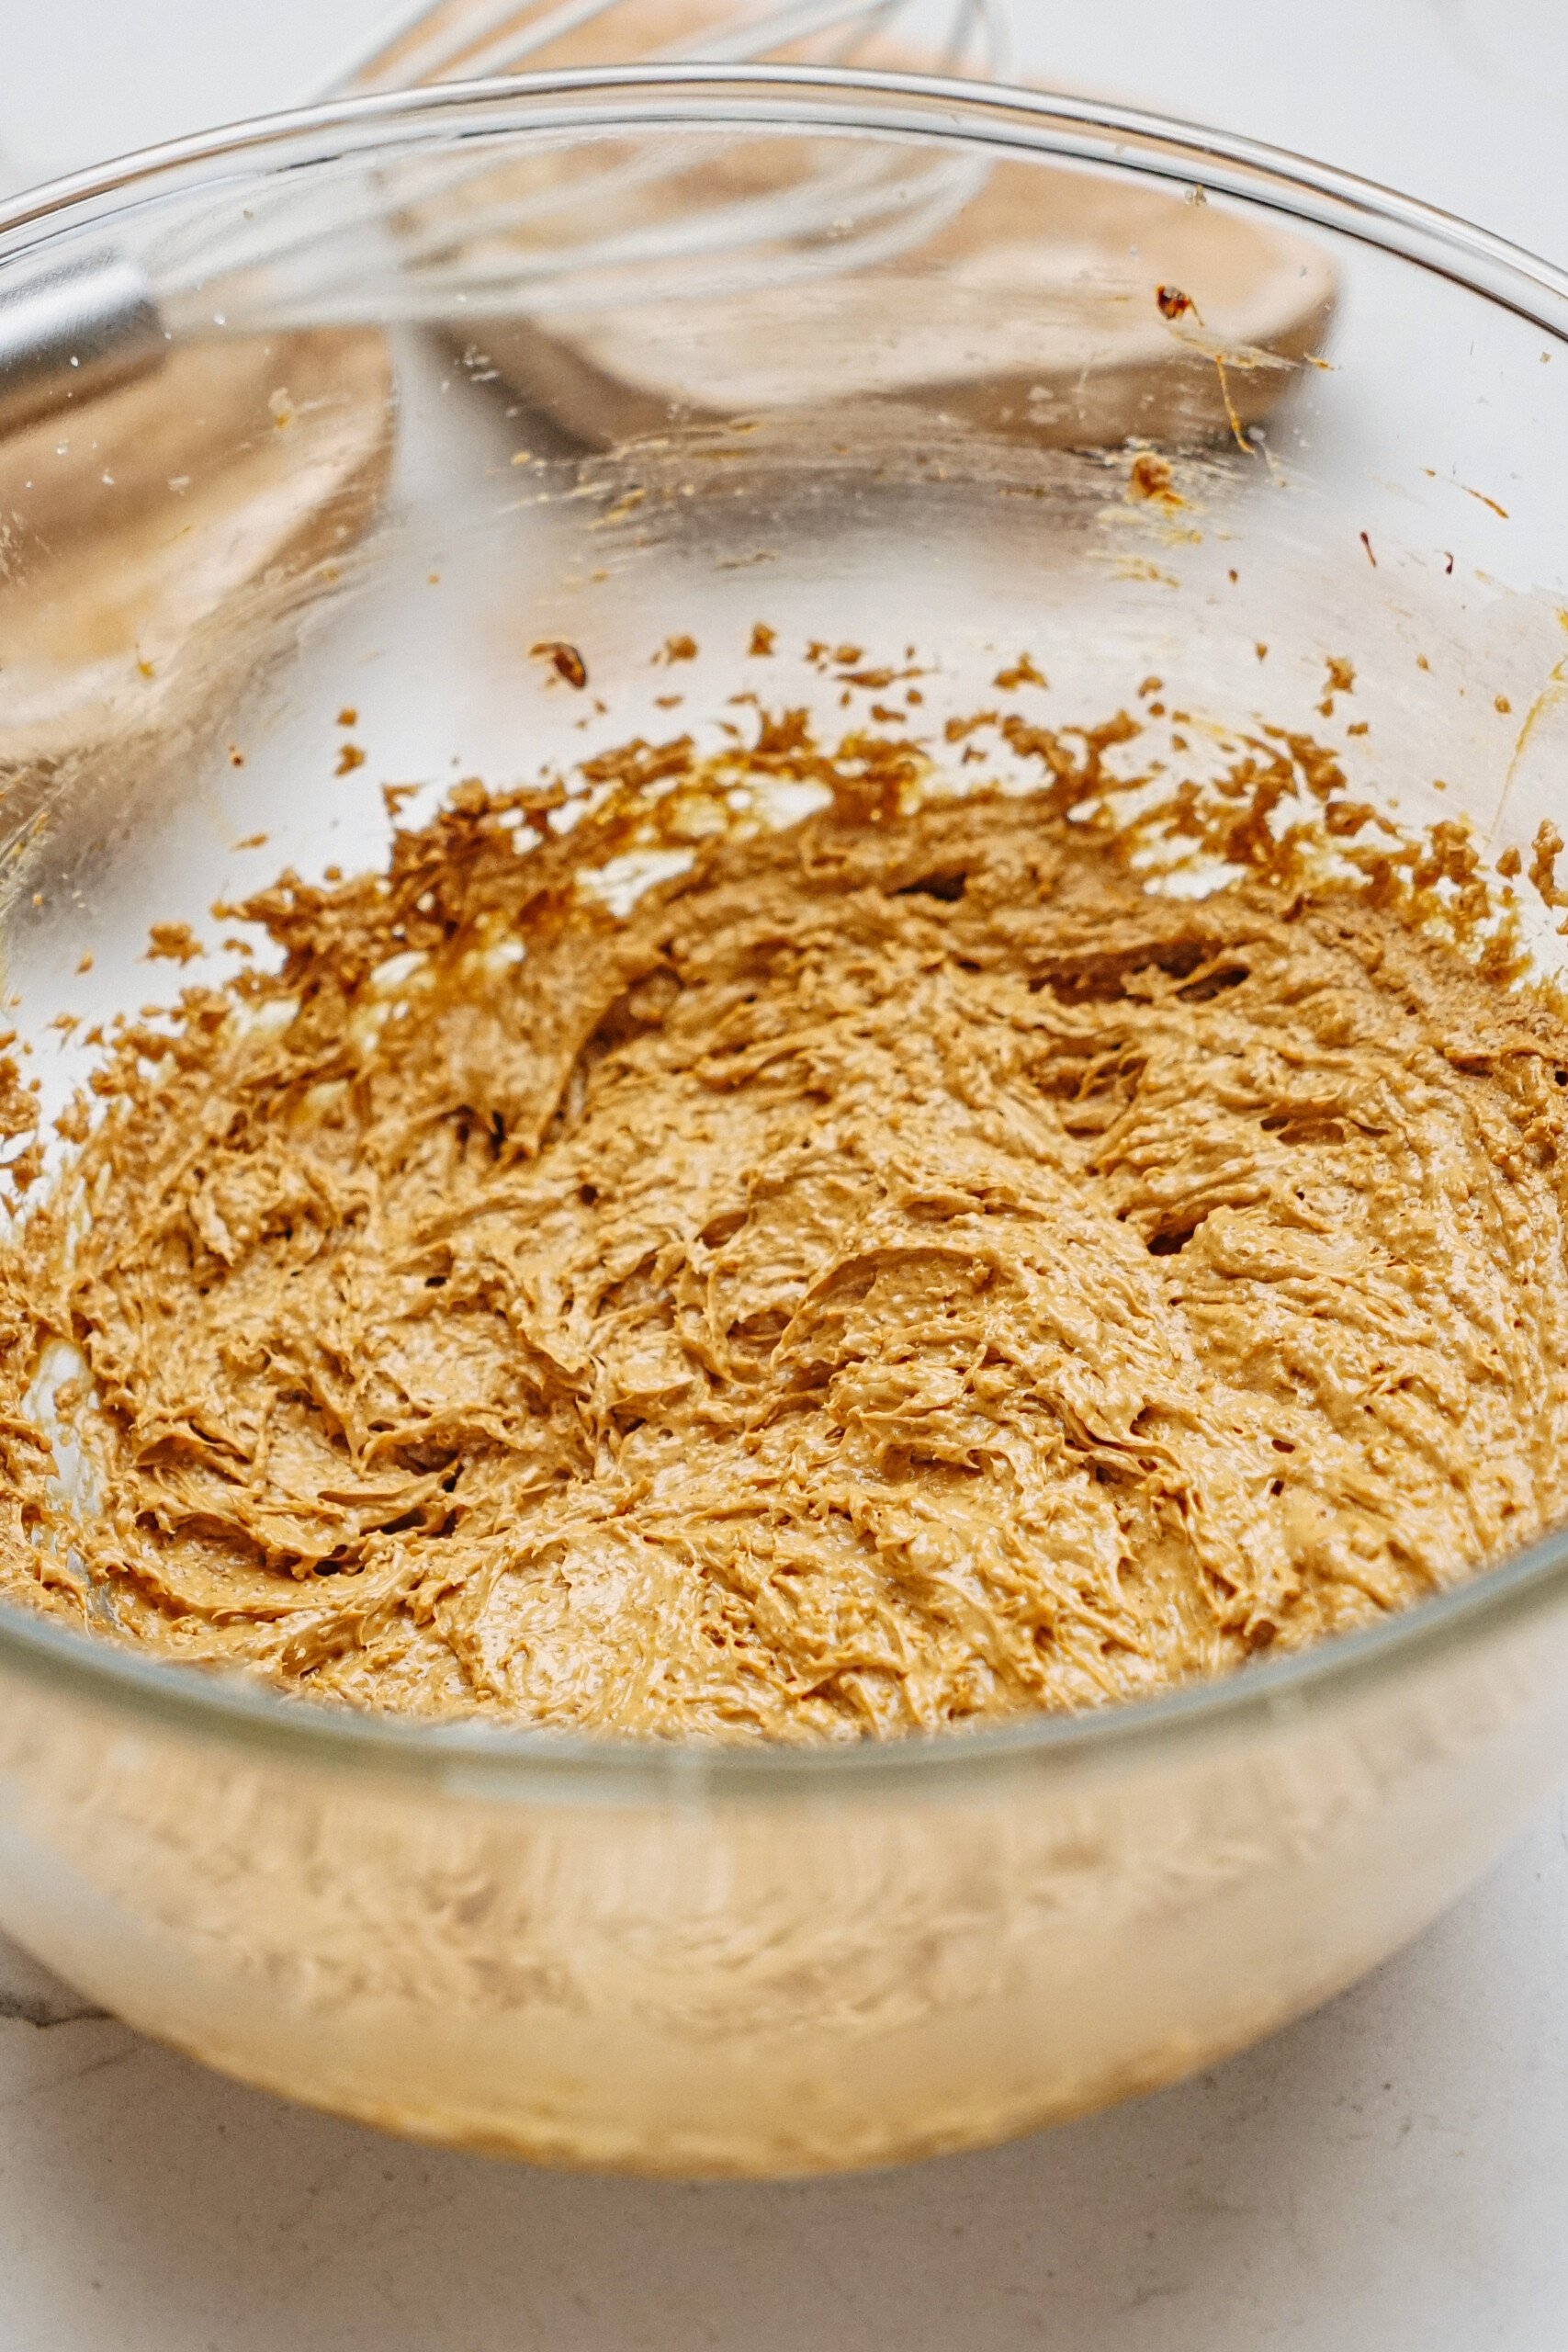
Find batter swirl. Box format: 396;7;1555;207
3;731;1566;1739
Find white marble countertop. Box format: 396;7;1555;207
3;1808;1568;2349
3;5;1568;2345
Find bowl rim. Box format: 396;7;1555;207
4;60;1568;1800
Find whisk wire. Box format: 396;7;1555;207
265;148;987;326
390;0;662;88
664;1;907;64
343;0;995;92
40;2;1015;418
150;0;1008;325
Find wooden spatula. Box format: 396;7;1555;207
399;12;1335;450
464;159;1336;450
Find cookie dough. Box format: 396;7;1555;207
4;734;1567;1740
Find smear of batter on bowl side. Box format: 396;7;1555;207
0;700;1565;1741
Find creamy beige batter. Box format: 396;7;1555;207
2;722;1567;1740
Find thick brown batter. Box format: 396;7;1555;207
2;718;1567;1740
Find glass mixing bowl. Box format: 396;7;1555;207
2;66;1568;2178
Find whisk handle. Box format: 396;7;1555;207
0;247;164;437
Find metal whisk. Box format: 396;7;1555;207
0;0;1010;434
341;0;1007;91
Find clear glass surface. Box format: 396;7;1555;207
2;66;1568;2173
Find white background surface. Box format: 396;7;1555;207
4;4;1568;2345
